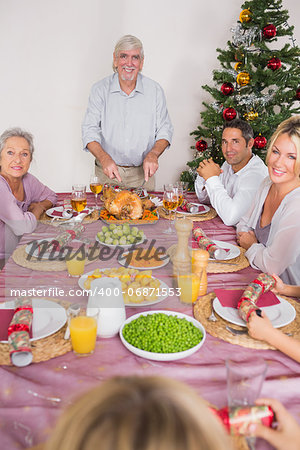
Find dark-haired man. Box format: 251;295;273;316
195;119;267;226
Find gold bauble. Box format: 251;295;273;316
244;110;258;121
234;62;242;72
239;9;252;23
236;71;250;86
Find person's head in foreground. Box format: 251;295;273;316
222;119;254;172
113;35;144;84
45;376;231;450
0;127;34;182
266;115;300;186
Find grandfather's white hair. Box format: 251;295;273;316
112;35;144;72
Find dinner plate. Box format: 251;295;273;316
209;240;240;261
46;206;71;219
25;238;81;260
178;203;210;216
78;269;170;307
119;310;206;361
0;298;67;343
213;296;296;328
95;233;146;249
118;251;170;270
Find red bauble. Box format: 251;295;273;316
223;107;237;121
263;24;277;39
195;140;208;152
267;57;281;71
221;82;234;96
254;135;267;149
296;88;300;100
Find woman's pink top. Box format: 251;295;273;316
0;173;57;259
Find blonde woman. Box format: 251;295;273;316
237;115;300;285
45;376;231;450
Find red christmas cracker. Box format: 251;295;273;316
8;298;33;367
180;199;199;214
238;273;276;322
193;227;228;259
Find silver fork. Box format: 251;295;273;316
226;325;293;337
135;179;146;196
208;298;218;322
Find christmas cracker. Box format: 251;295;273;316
238;273;276;322
8;298;33;367
193;227;228;260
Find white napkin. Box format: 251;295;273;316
150;196;163;207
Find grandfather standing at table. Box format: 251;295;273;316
82;35;173;190
195;119;268;226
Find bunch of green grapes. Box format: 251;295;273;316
97;224;145;246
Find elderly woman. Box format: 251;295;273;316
0;128;57;268
237;115;300;285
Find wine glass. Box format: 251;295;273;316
71;185;87;213
163;184;179;234
175;183;184;216
90;175;103;209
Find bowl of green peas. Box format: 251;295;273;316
120;310;206;361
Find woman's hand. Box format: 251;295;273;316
236;230;257;249
247;310;274;342
248;398;300;450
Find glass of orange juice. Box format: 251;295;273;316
66;252;86;277
177;271;201;304
69;307;98;355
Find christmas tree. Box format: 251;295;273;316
181;0;300;190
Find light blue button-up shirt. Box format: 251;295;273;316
82;73;173;166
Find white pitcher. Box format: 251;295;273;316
87;277;126;338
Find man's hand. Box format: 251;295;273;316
98;154;122;183
237;230;257;249
143;152;159;182
197;158;221;180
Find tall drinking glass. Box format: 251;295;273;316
90;175;103;209
226;358;267;449
71;185;87;213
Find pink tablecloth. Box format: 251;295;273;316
0;192;299;450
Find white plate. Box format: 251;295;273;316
209;240;240;261
178;203;210;216
95;233;146;249
0;298;67;343
25;238;81;260
78;269;170;307
46;206;70;219
119;310;206;361
213;295;296;328
118;251;170;270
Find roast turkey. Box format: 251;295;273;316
103;187;144;220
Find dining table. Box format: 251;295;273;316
0;191;299;450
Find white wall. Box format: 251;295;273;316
0;0;299;191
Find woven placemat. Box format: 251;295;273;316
193;292;300;349
0;299;72;366
157;206;217;222
167;245;249;273
39;209;100;226
12;245;100;272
